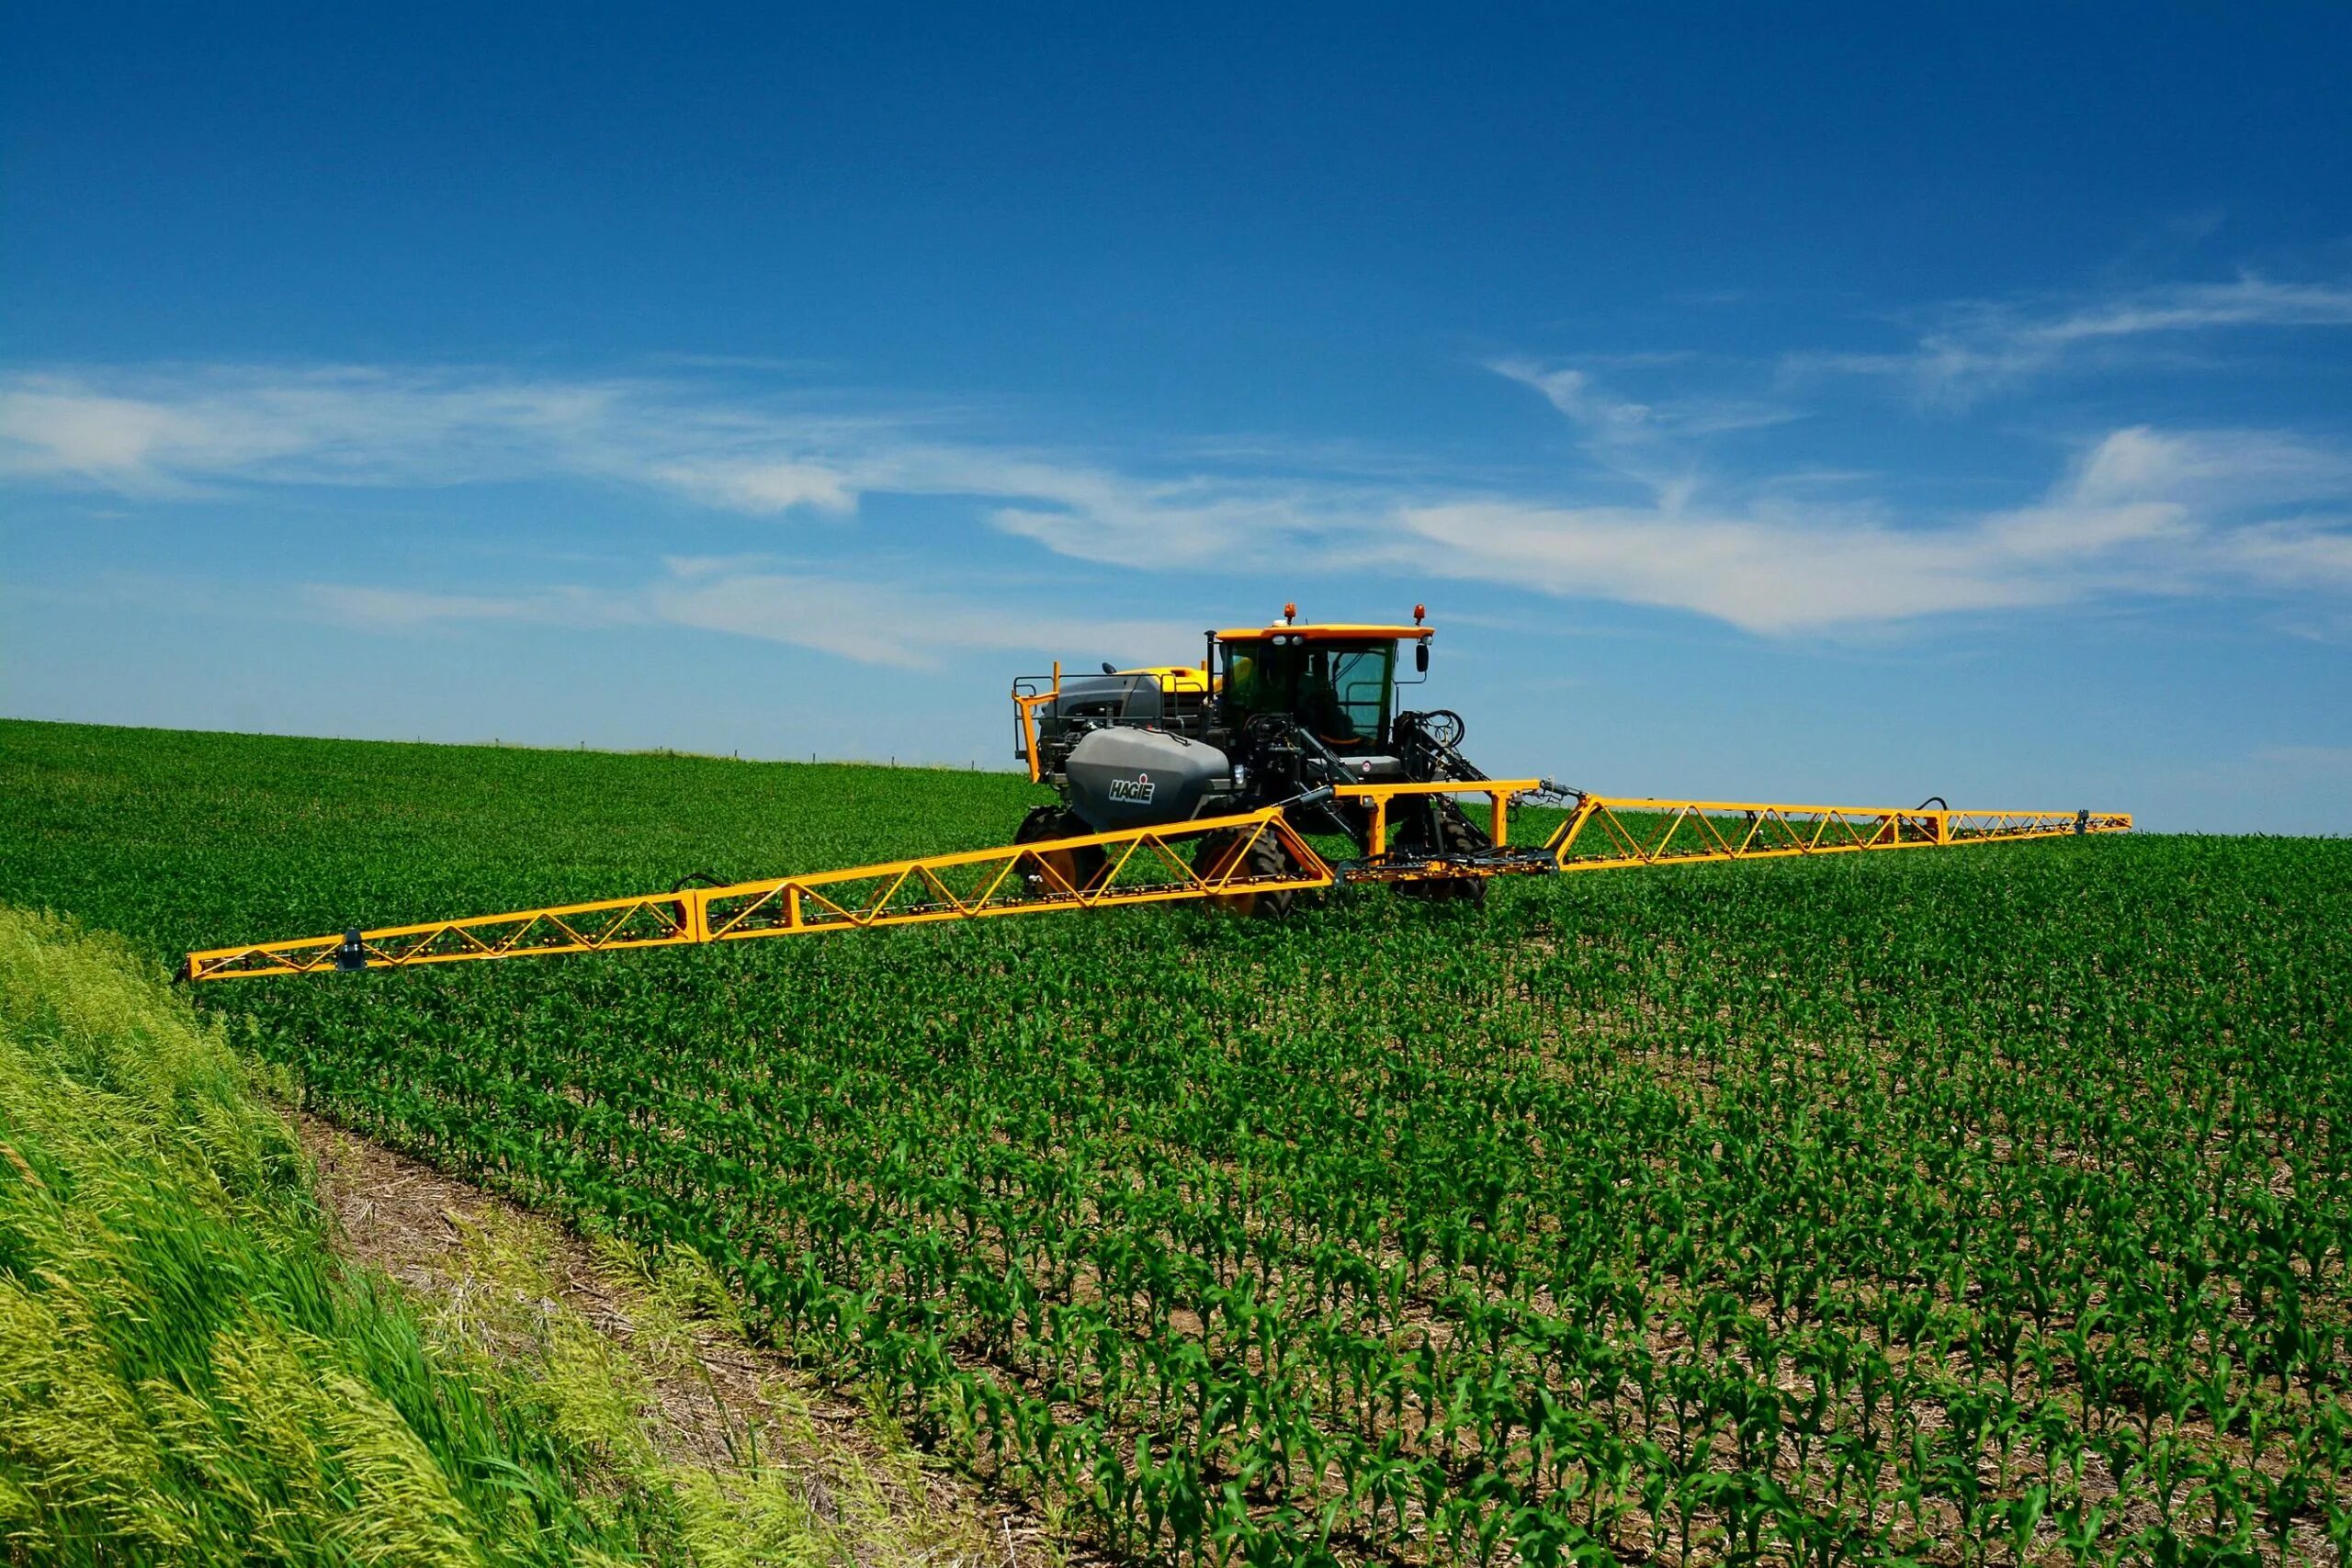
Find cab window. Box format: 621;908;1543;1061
1227;639;1394;748
1228;645;1304;716
1324;645;1395;745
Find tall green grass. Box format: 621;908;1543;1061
0;907;644;1565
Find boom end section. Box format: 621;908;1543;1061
1546;795;2132;872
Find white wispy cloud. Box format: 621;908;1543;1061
299;561;1197;672
7;358;2351;642
301;582;639;631
0;366;876;510
2253;743;2352;774
1489;357;1795;443
1789;275;2352;403
0;366;1375;566
648;564;1199;671
1393;421;2350;632
1482;357;1802;527
0;384;312;494
649;459;859;515
1491;359;1661;443
2222;519;2352;590
2064;423;2352;510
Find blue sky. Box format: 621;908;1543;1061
5;6;2349;831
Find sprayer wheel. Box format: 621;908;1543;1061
1014;806;1104;899
1193;826;1299;919
1396;796;1489;907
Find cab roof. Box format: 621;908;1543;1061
1214;622;1433;643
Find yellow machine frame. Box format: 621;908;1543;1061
186;807;1334;981
1546;796;2132;871
1334;779;1542;860
1012;660;1062;785
186;606;2130;983
185;784;2131;982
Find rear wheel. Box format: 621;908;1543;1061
1014;806;1103;898
1396;796;1489;907
1193;826;1300;919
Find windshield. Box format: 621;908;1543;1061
1226;639;1396;748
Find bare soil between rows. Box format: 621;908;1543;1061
295;1110;1107;1568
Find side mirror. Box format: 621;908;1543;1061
1415;642;1430;673
1101;661;1118;674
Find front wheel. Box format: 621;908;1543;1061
1014;806;1104;898
1192;826;1302;919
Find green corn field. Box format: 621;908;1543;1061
3;718;2346;1566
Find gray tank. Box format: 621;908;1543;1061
1063;728;1232;831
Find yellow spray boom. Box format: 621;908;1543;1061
184;784;2128;981
185;609;2127;981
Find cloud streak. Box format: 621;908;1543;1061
6;357;2350;641
649;564;1200;671
298;560;1199;672
1393;422;2352;633
1789;275;2352;403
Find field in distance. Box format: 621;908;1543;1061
4;717;2346;1565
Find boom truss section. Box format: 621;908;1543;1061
1546;796;2133;873
184;808;1332;981
184;789;2132;982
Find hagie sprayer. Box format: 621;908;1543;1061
184;605;2131;980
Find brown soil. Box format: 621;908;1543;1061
295;1111;1097;1568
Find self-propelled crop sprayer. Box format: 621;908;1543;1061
182;605;2132;980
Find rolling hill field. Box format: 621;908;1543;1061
3;717;2346;1565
